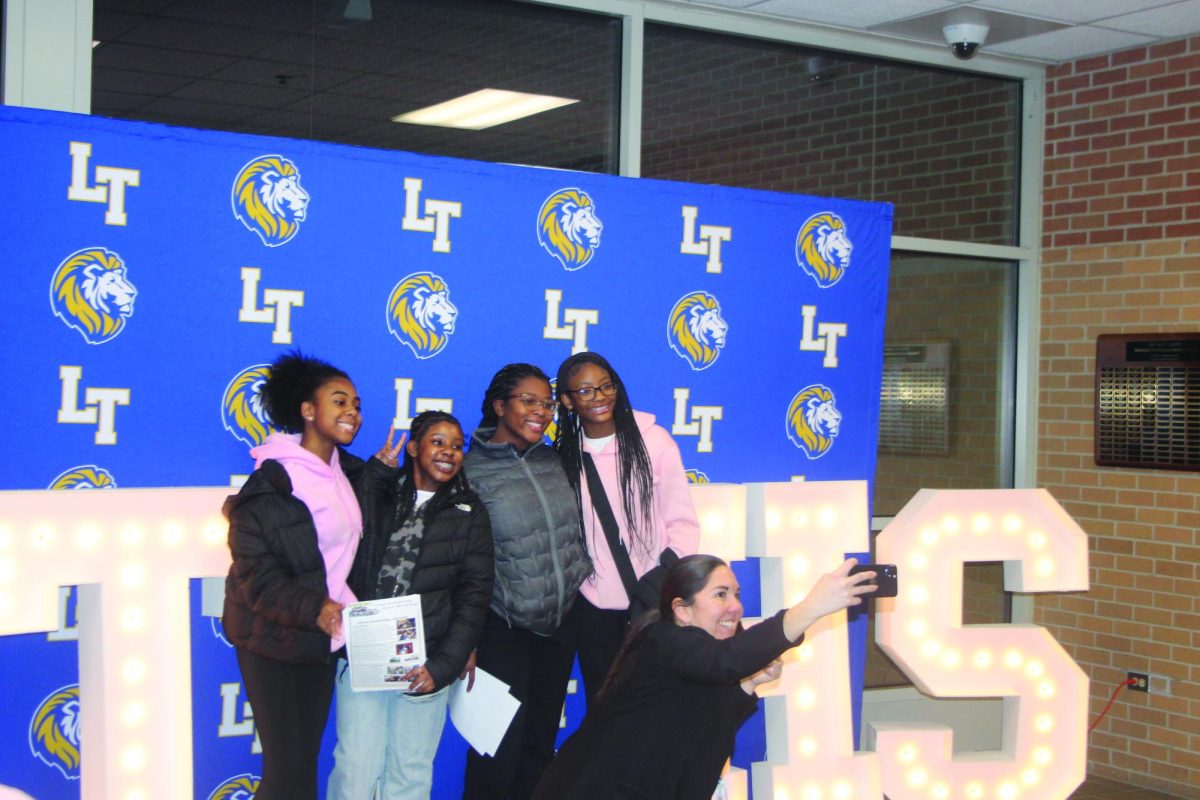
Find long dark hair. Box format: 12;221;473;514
262;350;350;434
478;363;551;428
393;411;472;526
597;554;728;699
554;352;655;558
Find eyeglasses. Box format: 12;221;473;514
563;382;617;401
505;394;557;412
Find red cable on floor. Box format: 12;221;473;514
1088;677;1137;733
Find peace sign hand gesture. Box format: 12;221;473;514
374;428;408;468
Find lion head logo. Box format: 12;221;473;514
684;469;710;484
222;364;274;447
796;212;853;288
49;247;137;344
29;684;81;779
537;188;603;271
232;156;309;247
667;291;728;370
386;272;458;359
206;773;260;800
786;385;842;460
48;465;117;490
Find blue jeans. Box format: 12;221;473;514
327;659;450;800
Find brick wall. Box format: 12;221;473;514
1038;35;1200;799
874;259;1010;516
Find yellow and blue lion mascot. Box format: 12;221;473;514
786;385;842;460
206;773;260;800
795;212;853;289
667;291;728;371
48;465;117;490
232;155;309;247
28;684;81;779
386;272;457;359
537;188;603;271
50;247;137;344
222;364;274;448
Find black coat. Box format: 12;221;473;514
532;611;796;800
348;458;494;689
221;450;366;665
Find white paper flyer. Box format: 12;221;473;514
342;594;426;692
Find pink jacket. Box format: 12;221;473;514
251;433;362;650
579;411;700;610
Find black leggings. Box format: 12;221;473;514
236;647;335;800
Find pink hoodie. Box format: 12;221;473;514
579;411;700;610
251;433;362;650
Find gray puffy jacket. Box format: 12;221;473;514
464;428;590;635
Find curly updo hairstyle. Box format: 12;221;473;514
261;350;351;434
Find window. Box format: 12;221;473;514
91;0;621;172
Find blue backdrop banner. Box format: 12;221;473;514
0;104;892;798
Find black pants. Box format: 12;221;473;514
236;647;335;800
560;594;630;707
463;611;577;800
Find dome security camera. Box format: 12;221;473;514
943;21;989;60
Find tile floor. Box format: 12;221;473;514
1069;775;1187;799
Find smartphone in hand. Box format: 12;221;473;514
849;563;898;598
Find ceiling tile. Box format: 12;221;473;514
986;24;1157;59
1095;0;1200;34
742;0;957;28
973;0;1182;24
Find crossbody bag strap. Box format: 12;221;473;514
582;451;640;602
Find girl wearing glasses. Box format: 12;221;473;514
461;363;590;800
553;351;700;707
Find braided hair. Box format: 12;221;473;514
554;352;656;559
478;363;551;427
261;350;350;433
393;410;472;526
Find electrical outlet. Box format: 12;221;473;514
1128;671;1150;692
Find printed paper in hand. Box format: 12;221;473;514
342;594;426;692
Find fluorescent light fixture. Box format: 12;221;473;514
391;89;578;130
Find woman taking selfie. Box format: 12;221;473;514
328;410;493;800
222;351;364;800
532;554;878;800
553;351;699;705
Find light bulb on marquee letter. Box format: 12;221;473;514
748;481;882;799
0;487;232;799
870;489;1089;800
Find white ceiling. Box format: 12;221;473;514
680;0;1200;62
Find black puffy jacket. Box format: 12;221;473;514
221;450;366;665
348;458;494;689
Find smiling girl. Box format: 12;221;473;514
553;351;700;706
327;410;493;800
222;351;365;800
461;363;590;799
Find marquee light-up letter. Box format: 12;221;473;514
871;489;1089;800
0;488;232;799
750;481;882;799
